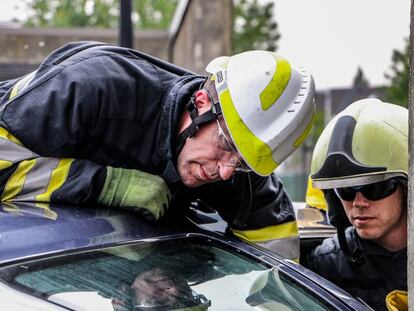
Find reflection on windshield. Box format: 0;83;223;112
0;239;334;310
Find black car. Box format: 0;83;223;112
0;201;372;310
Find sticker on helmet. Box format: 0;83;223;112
217;71;223;83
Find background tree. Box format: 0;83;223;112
21;0;178;30
385;38;409;108
20;0;280;53
232;0;280;53
353;67;370;89
22;0;118;28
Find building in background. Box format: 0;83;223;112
0;0;232;81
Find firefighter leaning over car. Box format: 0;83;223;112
303;99;408;311
0;41;315;261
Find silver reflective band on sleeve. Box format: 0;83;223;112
10;158;60;202
2;157;73;203
0;127;39;171
0;126;74;203
256;236;300;261
0;137;38;163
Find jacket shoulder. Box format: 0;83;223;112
312;227;358;256
305;227;358;273
311;234;341;256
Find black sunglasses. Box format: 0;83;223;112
334;178;400;201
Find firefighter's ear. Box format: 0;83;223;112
194;90;211;114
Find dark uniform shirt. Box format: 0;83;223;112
305;227;407;311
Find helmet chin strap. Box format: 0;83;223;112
175;93;222;156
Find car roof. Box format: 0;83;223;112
0;202;180;266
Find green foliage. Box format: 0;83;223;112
21;0;177;30
232;0;280;53
384;39;409;108
21;0;279;54
133;0;177;29
22;0;118;28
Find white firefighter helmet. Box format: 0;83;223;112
206;50;315;176
311;98;408;189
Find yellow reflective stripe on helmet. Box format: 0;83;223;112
36;158;74;202
231;220;299;242
260;55;291;111
2;159;36;201
293;113;314;148
220;89;278;175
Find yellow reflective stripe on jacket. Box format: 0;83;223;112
0;122;73;203
232;220;300;261
2;159;36;201
9;71;37;100
0;127;73;203
0;127;23;146
0;160;13;170
13;158;60;201
36;158;74;202
0;127;38;166
0;137;37;163
232;220;299;241
1;157;74;203
0;126;38;172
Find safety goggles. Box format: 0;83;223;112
211;119;252;173
334;178;400;201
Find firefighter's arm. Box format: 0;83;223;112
0;126;104;204
0;127;169;219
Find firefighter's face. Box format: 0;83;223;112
340;185;407;251
177;117;238;188
177;90;238;188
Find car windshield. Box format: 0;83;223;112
0;238;335;311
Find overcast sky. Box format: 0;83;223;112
275;0;410;90
0;0;410;90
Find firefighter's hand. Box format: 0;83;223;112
97;167;170;220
